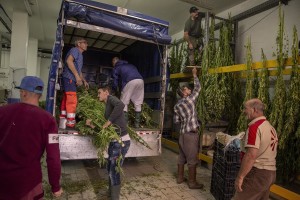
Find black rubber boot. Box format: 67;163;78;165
111;184;121;200
177;164;185;184
134;112;141;128
188;165;204;189
124;112;128;123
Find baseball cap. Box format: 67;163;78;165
189;6;199;13
15;76;44;94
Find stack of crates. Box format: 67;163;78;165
210;139;241;200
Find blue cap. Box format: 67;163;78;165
15;76;44;94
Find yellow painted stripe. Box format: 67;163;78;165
162;137;300;200
208;57;300;74
270;184;300;200
170;57;300;78
239;68;298;78
161;138;213;164
170;73;192;79
199;153;213;164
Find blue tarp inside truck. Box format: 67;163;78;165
46;0;171;114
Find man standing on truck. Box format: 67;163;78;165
60;38;89;129
184;6;205;66
173;67;203;189
234;98;278;200
112;57;144;128
98;85;131;200
0;76;63;199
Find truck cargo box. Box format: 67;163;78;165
46;0;171;160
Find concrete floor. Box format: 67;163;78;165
42;147;215;200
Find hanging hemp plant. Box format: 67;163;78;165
277;26;300;182
252;70;259;98
197;16;217;129
197;45;209;134
279;26;300;148
169;40;185;96
257;49;271;117
220;16;242;133
236;38;254;133
203;23;232;122
269;5;288;135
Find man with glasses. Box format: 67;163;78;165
184;6;205;66
60;38;89;129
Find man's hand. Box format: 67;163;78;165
53;188;63;198
75;76;83;86
235;176;244;192
86;119;95;129
192;67;197;77
103;121;112;129
83;80;89;89
188;43;194;50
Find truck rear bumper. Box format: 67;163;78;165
58;130;161;160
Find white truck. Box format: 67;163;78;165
45;0;171;160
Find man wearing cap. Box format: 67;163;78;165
184;6;205;66
174;67;203;189
0;76;63;199
60;37;89;129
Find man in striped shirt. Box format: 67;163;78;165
174;67;203;189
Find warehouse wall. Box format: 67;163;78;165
0;50;50;101
172;0;300;64
39;57;51;101
217;0;300;64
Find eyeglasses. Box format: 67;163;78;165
79;41;88;45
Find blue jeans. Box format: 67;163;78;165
107;140;130;186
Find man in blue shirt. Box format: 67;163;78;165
60;38;89;129
112;57;144;128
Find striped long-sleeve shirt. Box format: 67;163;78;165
174;76;201;134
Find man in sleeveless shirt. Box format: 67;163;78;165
184;6;205;66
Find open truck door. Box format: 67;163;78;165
45;0;171;160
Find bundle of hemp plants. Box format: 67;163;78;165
269;5;288;135
277;26;300;183
236;38;254;133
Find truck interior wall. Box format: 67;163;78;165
62;41;163;110
121;41;163;110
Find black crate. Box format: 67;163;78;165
211;139;241;200
213;160;240;179
214;140;240;164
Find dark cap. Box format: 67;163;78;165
15;76;44;94
189;6;199;13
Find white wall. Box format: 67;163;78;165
216;0;299;63
171;0;300;64
26;38;39;76
39;57;52;101
1;49;51;101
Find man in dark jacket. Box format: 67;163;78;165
112;57;144;128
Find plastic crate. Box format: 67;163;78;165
213;160;240;179
211;139;241;200
214;140;240;163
